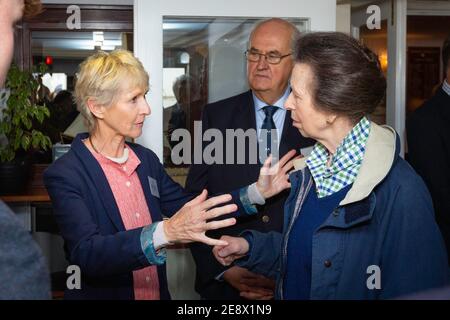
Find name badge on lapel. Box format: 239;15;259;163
148;176;160;198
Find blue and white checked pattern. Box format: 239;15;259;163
306;117;371;198
141;222;167;265
443;80;450;96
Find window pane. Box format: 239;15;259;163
31;31;133;144
162;17;308;183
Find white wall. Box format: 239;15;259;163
336;3;351;34
135;0;336;160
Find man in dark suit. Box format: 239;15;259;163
407;35;450;264
0;0;50;299
185;18;314;300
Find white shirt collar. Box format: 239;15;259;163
106;147;129;164
252;86;290;112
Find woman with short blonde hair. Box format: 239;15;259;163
74;50;149;132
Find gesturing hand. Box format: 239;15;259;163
256;149;300;199
213;235;250;266
164;190;237;246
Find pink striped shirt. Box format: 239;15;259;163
91;145;160;300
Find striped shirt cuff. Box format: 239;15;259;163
140;222;167;265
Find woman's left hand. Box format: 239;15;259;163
256;149;300;199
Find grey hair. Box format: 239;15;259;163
248;18;301;55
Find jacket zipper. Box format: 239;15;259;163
278;170;313;299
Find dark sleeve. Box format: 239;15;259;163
44;167;153;278
235;230;282;279
191;228;280;299
379;172;450;299
189;242;240;299
152;147;253;218
406;112;450;254
0;201;51;299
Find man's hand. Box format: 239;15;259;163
256;149;300;199
213;235;249;266
223;266;274;300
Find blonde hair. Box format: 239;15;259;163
74;49;149;132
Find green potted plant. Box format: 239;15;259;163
0;63;52;195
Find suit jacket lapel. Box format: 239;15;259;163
236;91;260;180
439;89;450;122
235;90;257;132
71;134;125;231
133;150;163;222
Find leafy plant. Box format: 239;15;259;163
0;63;52;162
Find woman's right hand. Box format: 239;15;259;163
163;190;237;246
213;235;250;266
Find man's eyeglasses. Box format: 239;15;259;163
244;50;292;65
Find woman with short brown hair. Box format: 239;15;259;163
213;32;450;300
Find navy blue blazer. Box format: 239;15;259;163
44;133;247;300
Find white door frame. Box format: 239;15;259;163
133;0;336;160
351;0;450;157
387;0;450;157
387;0;407;157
